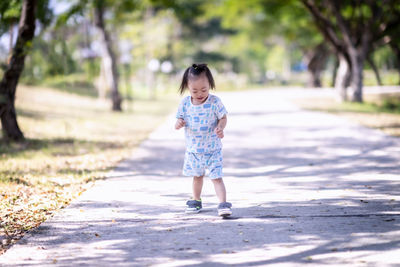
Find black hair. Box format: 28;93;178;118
179;63;215;95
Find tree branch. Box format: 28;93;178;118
327;1;354;50
301;0;343;53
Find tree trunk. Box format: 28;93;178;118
390;43;400;85
8;23;15;59
367;54;382;86
306;43;328;87
0;0;36;141
334;53;351;102
348;53;364;102
94;2;122;111
347;32;369;103
331;55;339;87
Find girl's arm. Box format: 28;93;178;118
217;115;227;130
215;115;227;138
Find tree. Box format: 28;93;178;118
390;42;400;85
301;0;400;102
257;0;328;87
305;43;329;87
0;0;52;141
208;0;329;87
0;0;37;141
58;0;139;111
150;0;235;68
93;0;121;110
382;7;400;85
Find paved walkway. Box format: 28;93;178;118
1;89;400;266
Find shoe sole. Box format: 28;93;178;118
185;209;202;214
218;209;232;217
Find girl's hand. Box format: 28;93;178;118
175;118;186;130
215;127;224;138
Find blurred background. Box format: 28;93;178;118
1;0;399;108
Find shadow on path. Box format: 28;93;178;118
2;89;400;266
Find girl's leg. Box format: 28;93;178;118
193;175;204;200
211;178;227;203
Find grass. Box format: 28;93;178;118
32;74;98;98
0;85;179;253
293;93;400;137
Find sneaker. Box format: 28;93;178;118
218;202;232;217
185;199;202;214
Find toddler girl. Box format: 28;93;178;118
175;63;232;217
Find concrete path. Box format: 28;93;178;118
1;89;400;266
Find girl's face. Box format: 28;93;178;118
188;75;210;105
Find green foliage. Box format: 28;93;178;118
0;0;53;36
1;0;20;19
0;0;21;36
4;0;398;92
55;0;88;28
36;0;53;26
55;0;140;28
22;35;77;82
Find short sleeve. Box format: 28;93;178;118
214;96;227;120
176;97;186;119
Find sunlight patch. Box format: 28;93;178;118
224;165;284;174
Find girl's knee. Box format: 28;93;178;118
212;178;223;183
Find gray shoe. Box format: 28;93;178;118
218;202;232;217
186;199;202;214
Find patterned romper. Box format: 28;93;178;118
176;94;228;179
